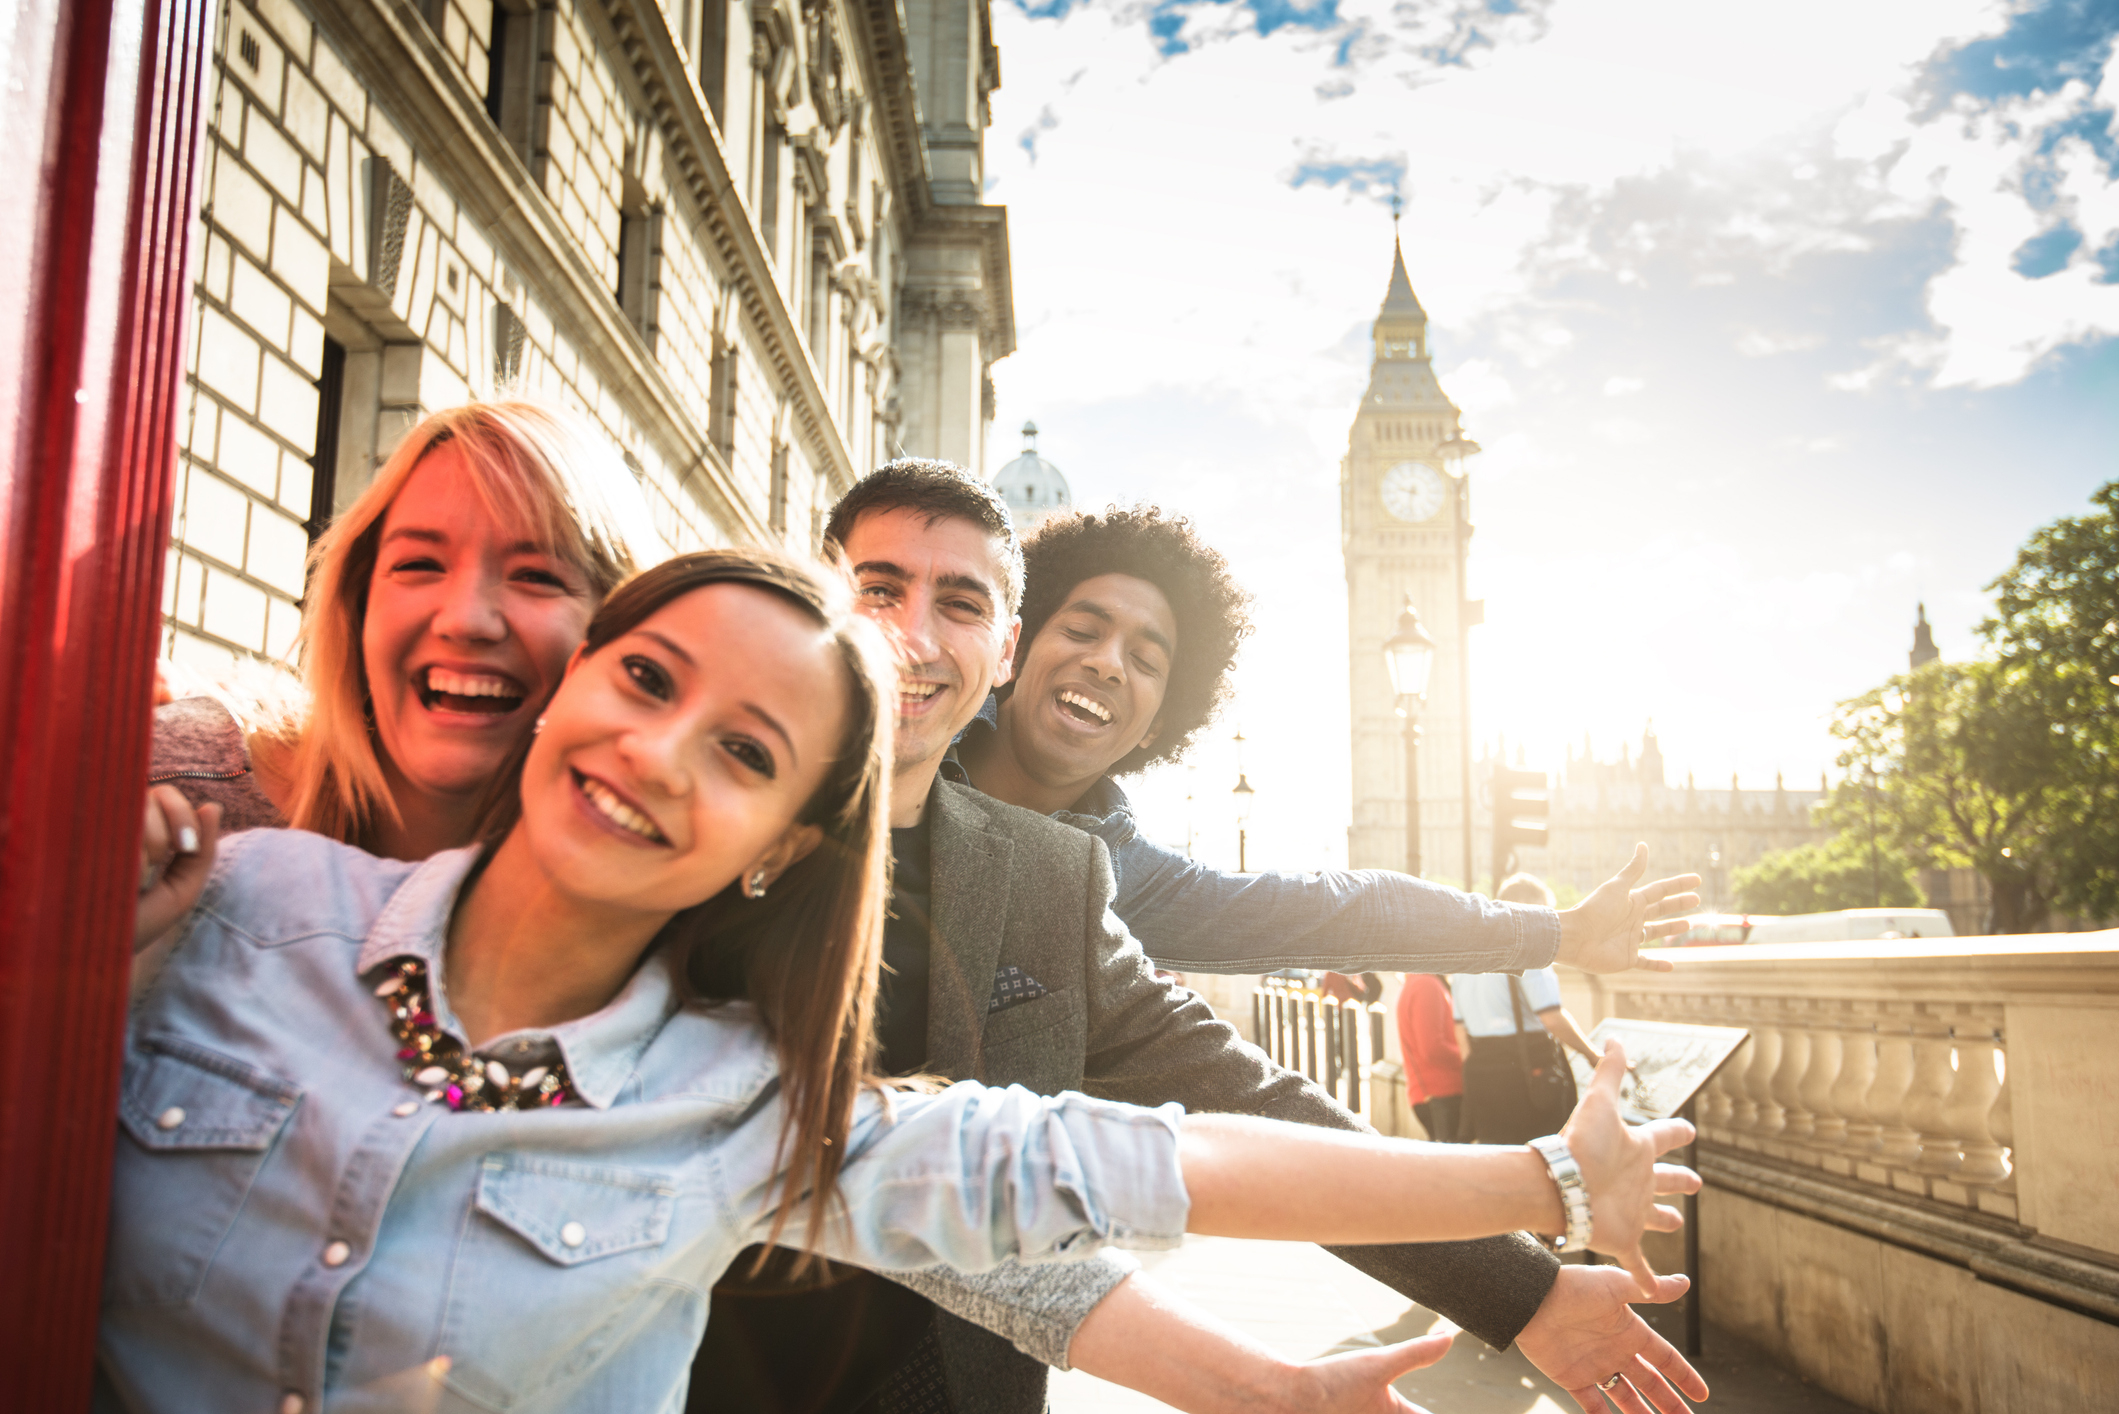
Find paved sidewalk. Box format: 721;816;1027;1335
1047;1237;1866;1414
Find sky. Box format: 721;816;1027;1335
980;0;2119;878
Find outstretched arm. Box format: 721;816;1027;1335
1102;825;1697;978
1068;1272;1451;1414
1178;1045;1699;1293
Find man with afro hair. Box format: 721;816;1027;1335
954;505;1695;978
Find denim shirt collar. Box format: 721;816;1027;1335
355;845;681;1110
945;692;1139;837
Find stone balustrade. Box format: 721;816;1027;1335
1557;933;2119;1409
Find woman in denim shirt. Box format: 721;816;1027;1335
117;551;1697;1414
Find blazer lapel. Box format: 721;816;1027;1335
924;782;1014;1080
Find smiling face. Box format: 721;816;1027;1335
361;446;598;813
516;582;848;916
999;572;1176;798
841;507;1020;774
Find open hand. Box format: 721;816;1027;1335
1555;845;1702;975
1284;1331;1453;1414
1517;1264;1709;1413
138;786;219;945
1561;1041;1701;1297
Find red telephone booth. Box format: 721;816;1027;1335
0;0;213;1401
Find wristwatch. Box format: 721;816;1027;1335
1528;1134;1594;1252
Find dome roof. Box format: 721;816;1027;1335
995;420;1071;531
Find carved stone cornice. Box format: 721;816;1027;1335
596;0;858;498
845;0;931;215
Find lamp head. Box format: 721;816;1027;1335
1383;596;1438;709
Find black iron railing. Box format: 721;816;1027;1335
1251;974;1390;1115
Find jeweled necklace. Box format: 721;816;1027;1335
374;957;575;1111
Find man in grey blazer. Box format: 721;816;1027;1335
692;465;1705;1414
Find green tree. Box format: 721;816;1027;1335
1828;658;2065;933
1732;833;1921;915
1980;480;2119;921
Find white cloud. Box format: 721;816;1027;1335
1602;375;1645;396
1737;330;1825;357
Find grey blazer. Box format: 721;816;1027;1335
911;780;1560;1410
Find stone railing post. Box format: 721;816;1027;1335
1828;1003;1881;1174
1906;1010;1965;1176
1745;1003;1786;1139
1799;1001;1846;1152
1866;1007;1923;1171
1770;1000;1816;1146
1942;1010;2010;1187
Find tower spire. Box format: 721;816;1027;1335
1909;602;1939;669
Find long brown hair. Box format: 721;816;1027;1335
479;549;896;1257
274;400;654;849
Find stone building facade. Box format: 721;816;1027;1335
1491;727;1829;905
162;0;1012;671
1342;241;1479;886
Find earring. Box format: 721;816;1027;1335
532;714;546;735
745;869;770;899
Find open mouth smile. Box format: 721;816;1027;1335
898;680;946;711
416;666;528;716
571;768;670;845
1056;689;1113;727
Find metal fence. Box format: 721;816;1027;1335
1250;974;1389;1115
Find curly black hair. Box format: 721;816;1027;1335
1016;506;1254;777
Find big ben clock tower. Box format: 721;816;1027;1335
1343;238;1477;884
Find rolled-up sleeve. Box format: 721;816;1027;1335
769;1083;1190;1277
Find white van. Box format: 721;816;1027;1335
1742;908;1956;945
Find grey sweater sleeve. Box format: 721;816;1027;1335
885;1250;1140;1369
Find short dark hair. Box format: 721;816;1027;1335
823;459;1024;612
1017;506;1253;776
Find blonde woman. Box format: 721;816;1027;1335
147;400;653;863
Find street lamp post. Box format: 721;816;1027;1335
1232;770;1255;872
1384;597;1438;878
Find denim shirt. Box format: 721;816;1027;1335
948;695;1559;976
100;831;1189;1414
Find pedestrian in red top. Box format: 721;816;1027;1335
1395;973;1466;1142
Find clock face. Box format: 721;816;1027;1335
1381;462;1447;523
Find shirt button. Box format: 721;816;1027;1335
321;1241;352;1268
392;1101;419;1117
155;1106;185;1130
280;1395;304;1414
559;1221;586;1249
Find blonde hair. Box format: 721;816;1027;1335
272;401;655;849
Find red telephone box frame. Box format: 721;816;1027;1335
0;0;213;1400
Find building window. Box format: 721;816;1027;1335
484;0;548;179
307;337;347;543
617;179;662;353
698;0;727;126
710;337;738;463
806;241;831;356
760;122;782;258
768;440;789;536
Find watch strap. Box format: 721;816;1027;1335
1528;1133;1594;1252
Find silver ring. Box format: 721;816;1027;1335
1599;1372;1626;1391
